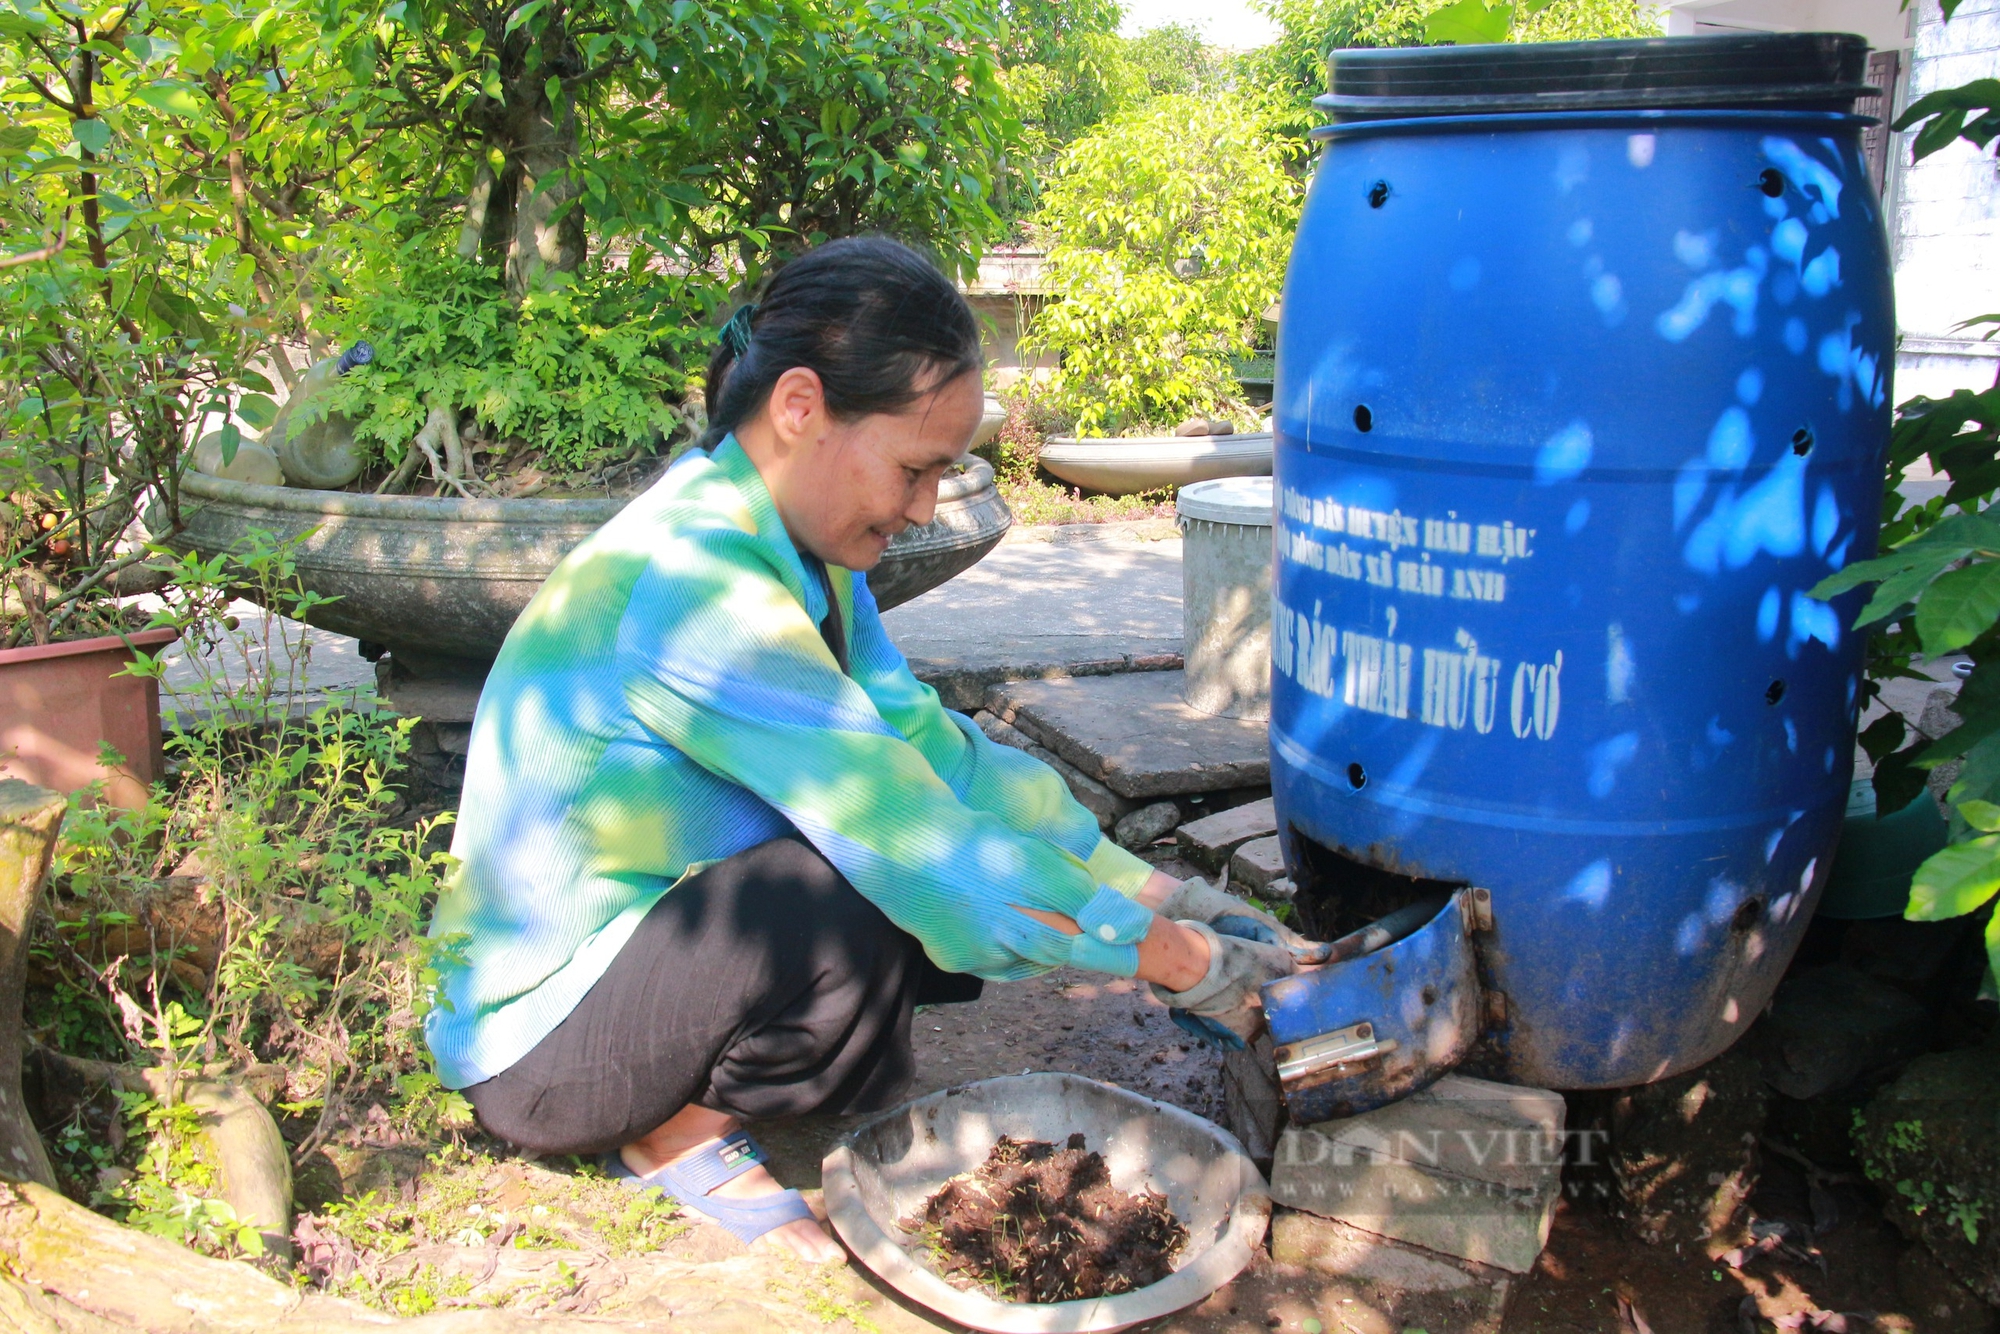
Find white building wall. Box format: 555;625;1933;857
1892;0;2000;401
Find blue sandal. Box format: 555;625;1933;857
604;1130;817;1246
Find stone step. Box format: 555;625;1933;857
1229;835;1287;894
983;670;1268;800
1176;797;1277;872
1268;1074;1567;1275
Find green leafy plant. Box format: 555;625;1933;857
1025;92;1306;436
1854;1113;1990;1246
1809;0;2000;995
0;0;400;638
1244;0;1657;116
1420;0;1654;44
316;238;709;479
99;1091;269;1259
36;531;460;1213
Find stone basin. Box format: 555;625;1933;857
168;457;1011;674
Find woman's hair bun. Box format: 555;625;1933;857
698;237;982;452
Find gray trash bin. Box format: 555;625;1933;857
1179;476;1273;720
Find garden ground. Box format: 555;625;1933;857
142;516;1969;1333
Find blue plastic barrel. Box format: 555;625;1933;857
1268;34;1892;1095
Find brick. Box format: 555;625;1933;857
1229;835;1287;894
1175;797;1276;873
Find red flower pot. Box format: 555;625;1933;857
0;627;178;808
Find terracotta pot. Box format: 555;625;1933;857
0;628;177;808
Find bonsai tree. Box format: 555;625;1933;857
0;0;345;641
282;0;1026;493
352;0;1018;295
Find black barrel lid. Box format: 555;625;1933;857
1317;33;1875;121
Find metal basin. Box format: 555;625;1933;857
823;1072;1269;1334
167;457;1010;669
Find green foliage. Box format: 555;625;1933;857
996;9;1228;220
1810;377;2000;991
1025;93;1305;435
0;0;418;554
39;532;459;1184
1119;24;1226;103
1421;0;1657;44
363;0;1020;292
316;238;709;474
1855;1114;1990;1247
100;1092;268;1259
1244;0;1658;110
1895;78;2000;164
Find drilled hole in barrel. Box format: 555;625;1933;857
1287;829;1465;945
1766;679;1787;705
1367;180;1390;208
1792;427;1814;456
1421;985;1439;1006
1352;404;1373;433
1759;168;1786;197
1731;898;1766;932
1346;761;1367;789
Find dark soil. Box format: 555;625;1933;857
904;1134;1188;1304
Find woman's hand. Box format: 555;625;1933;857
1150;874;1332;965
1149;921;1298;1047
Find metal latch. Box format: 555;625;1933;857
1273;1021;1396;1090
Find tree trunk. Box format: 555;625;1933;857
501;85;585;297
0;781;64;1191
456;161;496;262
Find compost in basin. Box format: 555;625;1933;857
904;1134;1187;1304
1264;33;1893;1103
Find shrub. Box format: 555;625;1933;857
33;533;463;1235
314;240;713;478
1025;93;1306;436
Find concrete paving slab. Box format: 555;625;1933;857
1266;1211;1517;1334
146;598;377;723
1269;1074;1566;1275
882;522;1185;710
986;669;1269;799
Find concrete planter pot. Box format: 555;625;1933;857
0;627;178;807
1038;433;1273;497
169;458;1010;674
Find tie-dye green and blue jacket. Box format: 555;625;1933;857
423;436;1157;1088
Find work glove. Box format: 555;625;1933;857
1157;876;1332;965
1151;918;1297;1050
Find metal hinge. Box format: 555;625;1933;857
1460;886;1495;934
1274;1021;1396;1089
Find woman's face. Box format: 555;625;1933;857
736;365;985;572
